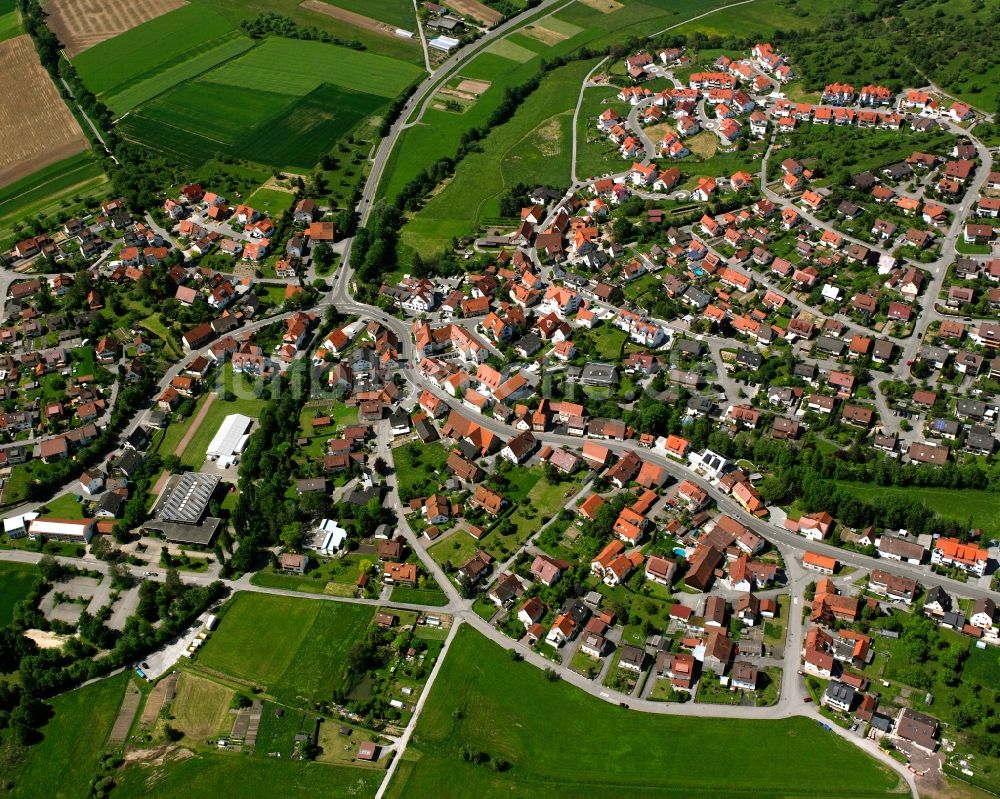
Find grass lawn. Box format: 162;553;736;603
961;646;1000;686
429;532;483;572
158;391;211;458
198;593;375;705
249;554;369;595
389;585;450;607
40;493;86;519
832;481;1000;537
393;441;450;501
568;648;601;679
297;403;358;458
383;626;901;799
111;750;380;799
0;561;38;626
763;594;790;647
493;473;583;556
577;324;628;361
8;672;127;799
199;593;323;685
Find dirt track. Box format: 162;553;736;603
46;0;187;58
301;0;408;38
172;391;215;458
0;35;89;188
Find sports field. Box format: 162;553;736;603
111;751;381;799
0;35;89;188
175;393;268;467
384;627;902;799
0;561;38;626
245;186;296;217
196;593;375;704
9;673;128;799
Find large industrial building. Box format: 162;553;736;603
145;472;223;546
206;414;253;466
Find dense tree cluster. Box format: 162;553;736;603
239;13;364;49
776;0;1000;115
228;363;316;571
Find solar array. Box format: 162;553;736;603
158;472;219;524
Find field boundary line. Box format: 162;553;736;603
173;391;216;458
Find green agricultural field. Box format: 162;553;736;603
271;602;375;703
207;37;423;98
197;593;375;704
324;0;417;29
401;58;593;254
8;673;128;799
104;34;254;115
199;593;322;684
119;41;402;170
111;752;380;799
0;8;19;43
0;561;38;626
73;4;237;96
384;627;902;799
0;152;108;246
234;83;386;170
484;37;538;63
832;481;1000;537
120;82;295;163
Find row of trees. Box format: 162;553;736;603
228;362;311;570
239;12;364;48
